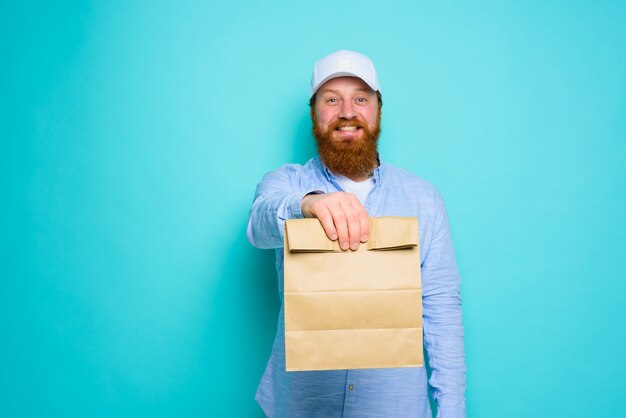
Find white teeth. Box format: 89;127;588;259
338;126;357;131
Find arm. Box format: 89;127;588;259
247;166;369;250
246;167;313;249
421;192;466;418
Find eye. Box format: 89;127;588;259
356;97;367;104
326;98;337;104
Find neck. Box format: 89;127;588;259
332;167;375;182
344;172;371;182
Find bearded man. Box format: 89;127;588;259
247;50;466;418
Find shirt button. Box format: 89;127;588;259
348;385;354;391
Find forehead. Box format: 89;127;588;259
317;76;375;95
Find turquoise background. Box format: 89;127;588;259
3;1;625;417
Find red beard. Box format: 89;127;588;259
312;112;381;179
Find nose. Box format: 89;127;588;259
338;100;356;119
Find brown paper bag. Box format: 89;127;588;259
284;216;423;371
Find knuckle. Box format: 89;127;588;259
318;212;332;223
334;213;347;224
346;212;358;223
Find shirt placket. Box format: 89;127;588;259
342;370;358;417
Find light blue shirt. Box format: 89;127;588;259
247;157;466;418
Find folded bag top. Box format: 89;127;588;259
285;216;418;252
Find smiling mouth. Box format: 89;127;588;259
336;125;360;131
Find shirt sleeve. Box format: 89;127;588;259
247;166;322;249
421;191;466;418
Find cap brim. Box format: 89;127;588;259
310;72;379;98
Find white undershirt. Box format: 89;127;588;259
335;174;375;205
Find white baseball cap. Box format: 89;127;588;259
310;50;381;98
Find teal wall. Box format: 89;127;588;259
3;1;625;417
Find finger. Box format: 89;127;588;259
315;205;338;241
328;203;350;251
340;198;361;250
356;207;369;243
347;194;369;242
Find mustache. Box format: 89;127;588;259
330;119;366;130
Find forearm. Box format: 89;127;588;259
247;190;310;249
423;289;466;416
421;193;466;417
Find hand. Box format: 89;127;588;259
301;192;369;251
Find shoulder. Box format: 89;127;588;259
379;162;451;233
380;162;440;197
267;157;321;174
256;158;324;190
261;158;320;179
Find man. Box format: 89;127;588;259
247;50;466;418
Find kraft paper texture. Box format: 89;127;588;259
284;216;423;371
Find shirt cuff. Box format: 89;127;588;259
436;399;466;418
